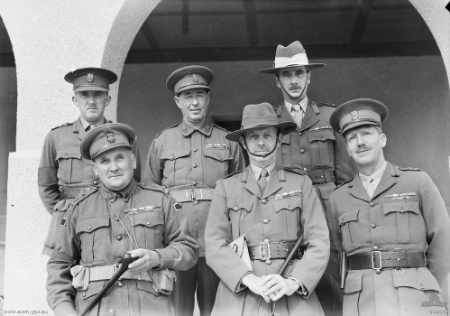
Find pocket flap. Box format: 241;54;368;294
344;270;363;294
271;196;302;213
160;148;191;160
227;199;253;212
132;212;164;228
56;147;81;160
392;269;441;292
76;217;110;234
79;280;105;300
203;148;233;162
307;129;336;142
137;280;158;296
383;201;420;215
338;210;359;226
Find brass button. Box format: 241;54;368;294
192;181;198;186
264;239;270;243
65;154;69;159
299;132;303;136
373;246;379;250
82;293;86;297
170;155;175;160
193;148;198;152
118;281;124;287
303;168;307;171
87;226;92;230
266;259;272;265
263;219;269;224
192;163;197;168
261;199;268;204
147;221;151;225
371;224;376;228
376;270;381;274
117;235;122;241
219;157;223;161
300;149;305;153
117;257;122;263
370;202;375;207
115;217;119;221
93;181;98;185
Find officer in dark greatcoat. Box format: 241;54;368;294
260;40;355;315
144;65;245;316
46;123;197;316
329;98;450;316
38;67;140;255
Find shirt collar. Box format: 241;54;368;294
100;180;137;202
359;161;387;183
79;116;108;131
251;162;276;181
284;96;308;113
179;119;213;137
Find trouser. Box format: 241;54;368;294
172;257;220;316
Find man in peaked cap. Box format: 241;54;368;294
144;65;245;316
205;102;329;316
260;40;355;315
46;123;198;316
329;98;450;315
38;67;141;256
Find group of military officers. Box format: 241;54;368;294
41;40;450;316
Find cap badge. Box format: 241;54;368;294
106;132;116;143
351;111;359;121
87;74;94;83
192;74;198;82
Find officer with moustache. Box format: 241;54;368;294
144;65;244;316
205;103;329;316
259;40;356;315
38;67;141;256
329;98;450;315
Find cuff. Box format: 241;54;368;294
288;276;308;297
235;271;252;294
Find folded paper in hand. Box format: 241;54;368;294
229;235;252;270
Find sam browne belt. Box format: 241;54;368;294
348;251;426;272
248;241;306;261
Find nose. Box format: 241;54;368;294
191;95;199;105
110;160;119;171
356;133;365;146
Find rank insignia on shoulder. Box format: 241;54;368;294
385;192;416;199
173;203;182;212
271;190;302;200
127;205;161;215
205;143;230;150
309;126;333;132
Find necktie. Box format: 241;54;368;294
366;178;376;198
291;104;304;128
258;168;269;194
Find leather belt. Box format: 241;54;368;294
59;186;90;199
348;251;426;271
306;170;335;185
248;241;305;261
88;264;153;282
169;188;214;203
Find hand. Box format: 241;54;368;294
127;249;161;273
261;274;300;301
242;274;273;303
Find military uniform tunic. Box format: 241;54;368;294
205;165;330;316
145;119;244;316
38;118;141;254
329;162;450;316
46;180;198;316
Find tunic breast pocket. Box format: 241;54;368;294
56;147;83;183
382;200;425;244
271;197;302;239
131;211;165;249
307;129;335;168
160;148;191;185
227;199;253;238
76;217;110;264
203;148;233;180
338;210;364;249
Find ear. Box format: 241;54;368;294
174;95;182;109
93;162;98;176
239;136;247;150
306;70;311;85
72;94;79;107
275;76;281;89
131;154;137;169
380;133;387;148
105;94;111;107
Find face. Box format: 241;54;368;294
174;88;210;125
73;90;111;125
345;126;387;170
93;147;136;191
241;126;278;166
275;66;311;103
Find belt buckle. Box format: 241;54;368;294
190;189;199;205
371;251;382;272
259;242;271;261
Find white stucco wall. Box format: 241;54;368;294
0;0;448;313
0;0;159;313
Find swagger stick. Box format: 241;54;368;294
80;254;137;316
277;237;303;275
